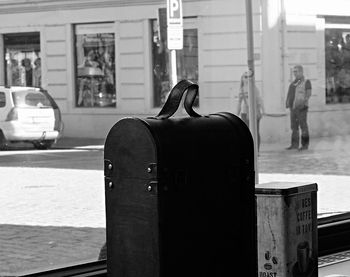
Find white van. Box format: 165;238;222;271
0;86;63;149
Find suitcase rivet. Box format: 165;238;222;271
108;164;113;170
147;167;152;173
147;185;152;192
108;181;113;188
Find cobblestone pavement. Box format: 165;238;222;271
0;225;105;276
258;135;350;217
1;135;350;275
259;135;350;175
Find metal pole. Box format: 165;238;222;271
0;34;4;86
170;49;177;88
245;0;259;184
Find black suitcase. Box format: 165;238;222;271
104;80;257;277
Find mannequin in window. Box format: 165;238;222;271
21;58;33;87
7;59;21;86
33;58;41;88
77;50;100;107
81;50;99;68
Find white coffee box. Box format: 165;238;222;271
255;182;318;277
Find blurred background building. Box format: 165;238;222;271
0;0;349;143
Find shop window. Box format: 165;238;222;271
75;23;116;108
4;32;41;87
151;19;198;107
325;27;350;104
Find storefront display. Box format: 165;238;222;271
4;32;41;88
325;27;350;104
75;23;116;108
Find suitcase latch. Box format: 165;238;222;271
146;181;158;194
147;163;157;176
104;159;113;177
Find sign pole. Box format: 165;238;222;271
170;50;177;88
167;0;183;88
245;0;259;184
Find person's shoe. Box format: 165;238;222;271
286;145;298;150
298;146;308;151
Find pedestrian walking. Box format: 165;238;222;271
237;72;265;151
285;65;312;151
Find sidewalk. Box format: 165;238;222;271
258;134;350;217
55;134;350;153
54;136;106;150
259;134;350;175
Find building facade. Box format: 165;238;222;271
0;0;349;143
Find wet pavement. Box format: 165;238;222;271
1;135;350;275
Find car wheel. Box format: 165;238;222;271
0;131;8;150
33;140;55;150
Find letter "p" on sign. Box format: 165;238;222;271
167;0;182;25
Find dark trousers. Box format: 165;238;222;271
241;113;261;151
290;107;309;148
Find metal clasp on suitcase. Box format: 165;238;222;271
146;163;158;194
104;159;113;177
146;181;158;195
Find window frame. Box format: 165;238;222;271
5;12;350;277
18;260;107;277
318;212;350;256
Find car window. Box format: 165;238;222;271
11;90;52;108
0;92;5;108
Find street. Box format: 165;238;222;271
0;144;104;170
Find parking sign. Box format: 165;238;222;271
167;0;182;25
167;0;183;49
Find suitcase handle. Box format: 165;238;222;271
154;80;201;119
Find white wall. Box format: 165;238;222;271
2;0;350;141
198;0;262;114
0;0;265;138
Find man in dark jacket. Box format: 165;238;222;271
285;65;312;151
